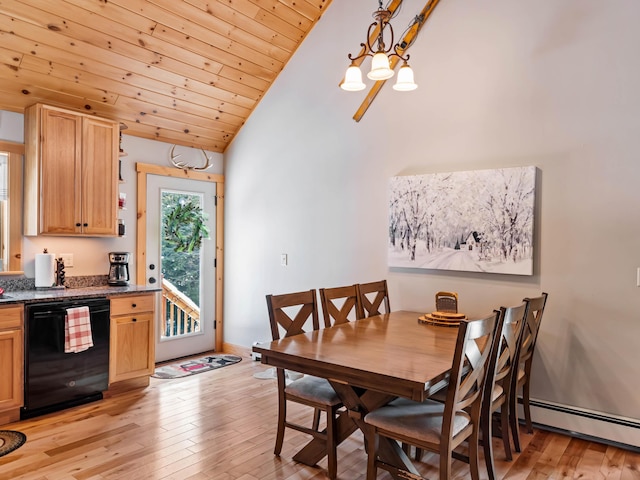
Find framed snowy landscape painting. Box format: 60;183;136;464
388;166;536;275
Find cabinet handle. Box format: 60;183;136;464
132;318;137;322
83;223;88;227
76;223;81;227
131;303;137;308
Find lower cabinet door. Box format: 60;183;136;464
0;328;23;411
109;313;153;384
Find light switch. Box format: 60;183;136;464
280;254;288;267
60;253;74;267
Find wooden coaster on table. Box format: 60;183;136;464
418;311;466;327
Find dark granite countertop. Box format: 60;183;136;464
0;284;161;305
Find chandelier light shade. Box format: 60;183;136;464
341;0;417;92
368;52;394;80
392;61;418;91
341;63;367;91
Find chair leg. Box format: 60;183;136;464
401;442;424;461
509;390;522;453
326;406;337;480
523;379;533;434
312;408;321;431
500;405;512;461
440;449;452;480
366;424;378;480
482;407;497;480
274;396;286;455
469;423;482;480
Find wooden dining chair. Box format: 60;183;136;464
265;289;342;479
510;292;548;452
357;280;390;317
435;291;459;313
319;284;363;327
364;311;502;480
482;302;528;480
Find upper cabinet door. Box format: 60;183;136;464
24;104;119;237
40;107;83;235
82;117;119;236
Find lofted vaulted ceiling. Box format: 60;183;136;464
0;0;332;153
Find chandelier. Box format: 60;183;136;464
341;1;417;92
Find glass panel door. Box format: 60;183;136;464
147;175;216;362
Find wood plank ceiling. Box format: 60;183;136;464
0;0;331;152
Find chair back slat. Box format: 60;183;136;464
493;303;528;385
357;280;390;317
446;312;502;419
320;285;362;327
266;289;320;341
518;293;548;364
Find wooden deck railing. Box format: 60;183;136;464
161;277;200;337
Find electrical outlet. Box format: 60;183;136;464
60;253;74;267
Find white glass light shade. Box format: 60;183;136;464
367;52;394;80
392;63;417;91
341;64;366;91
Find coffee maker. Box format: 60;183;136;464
108;252;130;286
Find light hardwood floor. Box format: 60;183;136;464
1;353;638;480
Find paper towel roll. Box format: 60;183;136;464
35;253;56;287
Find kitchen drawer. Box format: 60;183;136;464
110;294;154;316
0;305;23;330
113;312;154;327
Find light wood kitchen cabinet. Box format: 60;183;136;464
0;305;23;424
109;293;156;385
24;103;119;236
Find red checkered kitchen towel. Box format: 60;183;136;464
65;306;94;353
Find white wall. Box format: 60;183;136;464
224;0;640;442
0;111;24;143
0;115;224;280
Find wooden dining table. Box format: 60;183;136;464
252;310;462;478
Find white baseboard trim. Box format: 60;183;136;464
526;398;640;450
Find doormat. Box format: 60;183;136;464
0;430;27;457
152;354;242;379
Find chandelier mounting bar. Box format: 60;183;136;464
341;0;418;92
344;0;404;72
347;5;409;66
352;0;442;121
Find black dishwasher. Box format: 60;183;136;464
22;298;110;419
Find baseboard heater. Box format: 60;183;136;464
524;398;640;453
